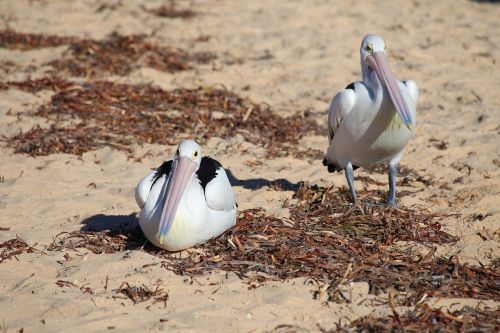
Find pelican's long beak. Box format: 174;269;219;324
366;52;413;129
156;156;197;244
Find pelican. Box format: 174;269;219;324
323;34;419;206
135;140;237;251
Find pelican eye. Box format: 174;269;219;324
192;151;198;159
176;149;180;155
365;44;373;53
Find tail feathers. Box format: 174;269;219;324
322;157;360;173
322;157;342;173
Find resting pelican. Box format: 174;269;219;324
135;140;237;251
323;34;419;206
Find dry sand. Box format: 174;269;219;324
0;0;499;332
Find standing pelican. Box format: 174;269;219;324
323;34;419;206
135;140;237;251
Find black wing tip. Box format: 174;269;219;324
151;160;173;188
197;156;223;191
323;157;342;173
323;158;360;173
345;82;356;90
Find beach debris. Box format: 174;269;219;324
0;77;73;93
333;304;500;333
46;186;499;304
5;80;323;158
114;282;169;307
48;231;128;254
0;30;78;50
55;280;94;294
145;1;196;19
0;236;37;264
0;30;215;75
267;324;309;333
48;32;214;76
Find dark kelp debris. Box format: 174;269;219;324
0;77;73;93
8;81;322;157
48;231;128;254
55;280;94;294
48;32;215;77
10;124;133;156
46;185;499;304
155;186;496;303
114;282;169;306
333;304;500;333
0;30;79;50
167;209;496;304
288;184;458;244
145;1;197;19
0;30;215;75
0;236;38;264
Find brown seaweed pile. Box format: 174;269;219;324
0;30;215;76
6;80;323;158
46;186;499;305
48;32;215;77
0;30;78;50
333;304;500;333
0;77;73;93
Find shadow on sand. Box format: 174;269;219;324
225;169;301;191
81;212;138;233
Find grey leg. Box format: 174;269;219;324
388;163;397;207
345;163;357;203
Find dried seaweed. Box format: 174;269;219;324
114;282;169;306
7;81;322;157
55;280;93;294
288;184;457;244
48;32;214;77
0;77;73;93
0;236;37;264
146;1;196;19
333;304;500;333
48;231;128;254
46;185;498;304
162;208;496;303
8;124;133;156
0;30;78;50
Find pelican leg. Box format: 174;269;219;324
345;163;357;203
388;163;397;207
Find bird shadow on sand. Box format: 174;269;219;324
225;169;301;192
80;212;138;233
79;213;150;251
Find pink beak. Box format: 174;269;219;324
156;156;197;244
366;51;413;128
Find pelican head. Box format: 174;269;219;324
360;34;413;128
156;139;202;244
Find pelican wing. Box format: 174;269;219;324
197;157;236;212
402;80;419;105
328;83;357;143
135;160;172;209
135;171;156;209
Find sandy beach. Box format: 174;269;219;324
0;0;499;332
